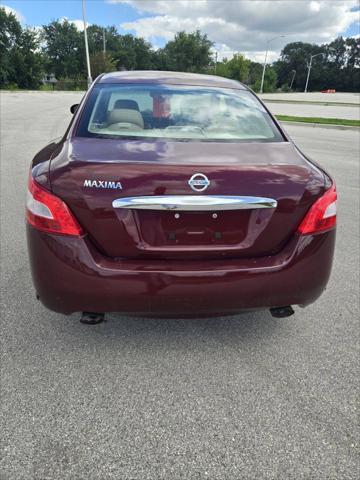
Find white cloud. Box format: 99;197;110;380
111;0;359;61
1;4;24;22
310;1;321;13
59;17;90;32
70;19;89;31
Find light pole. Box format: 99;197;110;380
260;35;285;94
304;52;323;93
290;69;296;90
82;0;92;89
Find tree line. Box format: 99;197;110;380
1;7;359;92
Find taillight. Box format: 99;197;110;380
26;174;83;236
297;183;337;235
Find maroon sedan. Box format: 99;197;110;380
26;71;336;323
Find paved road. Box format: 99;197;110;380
1;92;359;480
260;91;360;121
265;102;360;121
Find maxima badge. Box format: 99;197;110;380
83;179;123;189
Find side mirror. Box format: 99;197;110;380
70;104;79;114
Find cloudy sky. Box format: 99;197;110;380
2;0;359;61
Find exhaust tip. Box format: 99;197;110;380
80;312;105;325
270;306;295;318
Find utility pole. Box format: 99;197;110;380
304;52;323;93
82;0;92;89
260;35;285;94
259;48;269;94
103;28;106;57
214;51;218;74
290;69;296;90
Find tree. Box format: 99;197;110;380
344;37;360;69
160;31;213;72
12;28;44;89
0;7;22;85
42;19;84;79
87;25;119;55
152;48;169;70
1;11;358;92
112;34;155;70
274;41;322;91
273;38;359;92
216;54;250;83
248;62;263;88
252;66;277;93
323;37;360;91
89;52;116;78
213;56;277;92
0;7;43;88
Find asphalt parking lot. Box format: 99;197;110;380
1;92;359;479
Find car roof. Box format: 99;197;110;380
97;70;248;90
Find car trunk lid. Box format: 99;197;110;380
50;138;325;260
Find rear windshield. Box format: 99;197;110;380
76;83;283;142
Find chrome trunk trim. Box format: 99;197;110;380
112;195;277;211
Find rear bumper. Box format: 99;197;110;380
27;225;335;316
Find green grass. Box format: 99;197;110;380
275;115;360;127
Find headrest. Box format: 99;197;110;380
113;99;140;111
108;108;144;129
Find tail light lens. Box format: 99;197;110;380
26;174;83;236
297;183;337;235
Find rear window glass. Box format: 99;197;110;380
76;83;283;142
